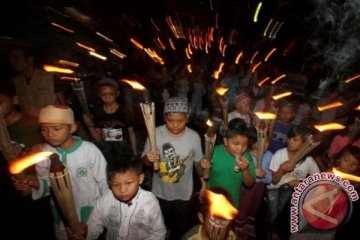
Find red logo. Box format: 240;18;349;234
301;183;350;230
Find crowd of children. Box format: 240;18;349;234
1;47;360;240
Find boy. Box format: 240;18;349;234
83;78;138;161
228;92;253;128
142;97;204;240
67;152;166;239
12;104;109;240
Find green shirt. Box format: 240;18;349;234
207;145;256;208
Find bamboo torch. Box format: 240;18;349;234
49;153;84;239
121;79;159;171
207;190;238;240
291;134;321;165
203;119;216;180
215;87;229;135
71;79;93;125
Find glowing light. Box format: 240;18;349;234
344;74;360;83
169;38;176;50
156;37;166;50
121;79;146;90
258;77;270;87
317;101;343;112
96;32;113;42
271;74;286;85
110;48;126;59
206;119;214;127
215;87;229;96
130;38;144;50
355;105;360;111
272;91;292;100
264;48;276;62
333;167;360;182
60;76;80;81
51;22;74;33
43;65;74;74
252;62;262;73
235;51;243;64
89;51;107;61
253;2;263;23
9;152;53;174
314;123;346;132
187;64;192;73
208;190;238;219
250;51;258;64
76;42;95;52
58;60;79;67
254;112;277;120
263;18;273;37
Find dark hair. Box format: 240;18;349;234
334;145;360;166
288;124;311;140
0;82;16;97
225;118;251;139
106;154;143;182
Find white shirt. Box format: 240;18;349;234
87;188;166;240
228;110;251;127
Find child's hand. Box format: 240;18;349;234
11;174;39;193
237;156;249;171
146;149;160;163
200;158;211;169
280;160;295;173
66;223;88;240
255;168;266;178
287;180;300;188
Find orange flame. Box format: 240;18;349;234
332;167;360;182
317;101;343;112
187;64;192;73
235;51;243;64
121;79;146;90
258;77;270;87
255;112;277;120
251;61;262;73
76;42;95;52
43;65;74;74
9;152;53;174
130;38;144;50
264;48;277;62
208;190;238;219
60;76;80;81
215;87;229;96
272;91;292;100
250;51;258;64
206;119;214;127
314;123;346;132
58;60;79;67
51;22;74;33
355;105;360;111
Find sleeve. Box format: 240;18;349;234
261;151;273;184
86;197;105;240
307;157;321;175
147;197;167;240
269;149;283;172
89;146;109;196
32;160;51;200
193;133;204;165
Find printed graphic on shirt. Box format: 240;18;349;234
77;167;87;177
102;128;123;141
273;131;288;141
159;143;188;183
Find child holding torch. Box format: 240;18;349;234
12;105;109;240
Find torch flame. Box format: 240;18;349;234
215;87;229;96
121;79;146;90
43;65;74;74
355;105;360;111
317;101;343;112
206;119;214;127
314;123;346;132
208;190;238;220
255;112;277;120
272;91;292;100
9;152;53;174
332;167;360;182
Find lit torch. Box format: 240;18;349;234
48;153;84;239
122;79;158;171
215;87;229;135
204;119;216;180
207;190;238;240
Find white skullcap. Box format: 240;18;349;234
38;105;75;124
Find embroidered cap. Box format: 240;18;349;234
38;105;75;124
164;97;189;114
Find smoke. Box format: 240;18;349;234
304;0;360;80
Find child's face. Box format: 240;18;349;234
98;85;119;105
164;112;188;135
40;123;76;148
109;170;144;203
235;99;251;114
278;106;295;123
287;135;304;152
224;135;248;157
337;151;359;174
